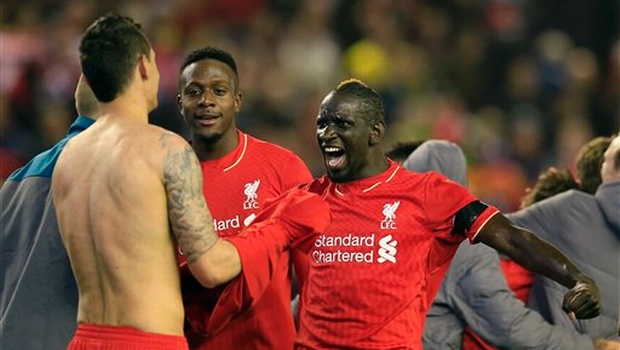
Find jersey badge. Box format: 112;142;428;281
243;179;260;210
380;200;400;230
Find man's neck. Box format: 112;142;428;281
192;129;240;162
100;93;150;123
363;152;391;178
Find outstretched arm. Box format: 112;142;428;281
475;213;600;319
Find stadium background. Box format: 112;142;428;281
1;0;618;211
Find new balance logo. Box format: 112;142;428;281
243;179;260;209
380;201;400;229
377;234;398;263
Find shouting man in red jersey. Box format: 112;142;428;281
294;78;601;350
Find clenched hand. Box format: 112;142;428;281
562;277;601;319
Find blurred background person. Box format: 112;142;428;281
508;134;620;340
0;0;617;211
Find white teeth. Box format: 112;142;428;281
324;147;341;152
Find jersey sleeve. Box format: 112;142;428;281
280;153;313;190
423;172;477;232
465;206;500;243
423;172;500;242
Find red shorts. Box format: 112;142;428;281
68;324;188;350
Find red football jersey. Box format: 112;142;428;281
296;160;499;350
180;131;313;350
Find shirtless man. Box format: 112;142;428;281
52;13;328;350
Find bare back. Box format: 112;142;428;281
53;116;200;335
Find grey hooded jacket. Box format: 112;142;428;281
1;116;94;350
508;181;620;340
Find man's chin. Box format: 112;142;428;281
326;168;349;183
193;131;223;144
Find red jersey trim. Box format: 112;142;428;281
334;164;401;196
468;207;500;243
379;164;400;185
223;133;248;172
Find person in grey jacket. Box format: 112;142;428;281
0;76;100;350
403;139;607;349
511;134;620;341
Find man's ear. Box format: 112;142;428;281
176;94;182;112
369;120;386;145
235;91;243;113
137;54;148;80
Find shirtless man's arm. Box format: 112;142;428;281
160;132;241;288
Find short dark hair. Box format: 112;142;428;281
334;78;384;124
79;13;151;102
179;46;239;89
385;140;425;163
575;136;612;194
519;167;579;209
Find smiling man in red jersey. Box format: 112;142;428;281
177;46;314;350
294;78;601;350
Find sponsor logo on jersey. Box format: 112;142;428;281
377;234;398;263
213;215;240;231
312;233;397;264
243;179;260;210
243;213;257;227
380;201;400;230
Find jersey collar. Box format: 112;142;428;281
334;159;401;196
200;131;248;172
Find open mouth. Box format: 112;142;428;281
323;146;346;169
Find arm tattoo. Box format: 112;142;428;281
161;134;217;263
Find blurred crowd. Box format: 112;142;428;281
1;0;618;210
